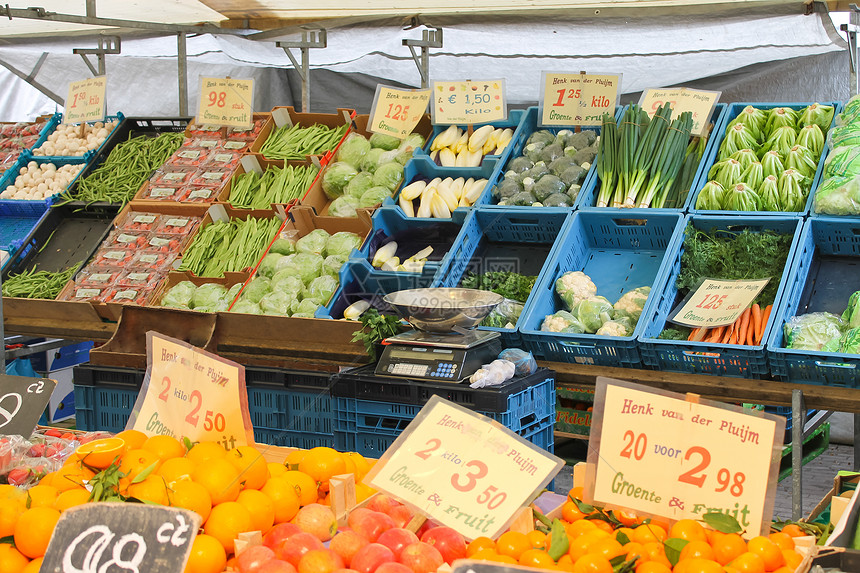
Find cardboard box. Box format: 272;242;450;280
555;385;595;435
295;172;377;227
221;154;323;214
250;106;355;159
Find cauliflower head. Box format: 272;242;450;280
614;286;651;322
555;271;597;310
596;317;634;337
541;310;585;333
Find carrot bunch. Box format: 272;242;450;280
688;303;772;346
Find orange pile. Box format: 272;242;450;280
0;430;375;573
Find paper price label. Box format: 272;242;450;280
198;77;255;128
586;378;784;537
638;88;721;136
539;72;621;127
369;85;430;139
669;278;769;328
365;395;562;540
128;332;253;448
431;80;506;125
64;76;107;125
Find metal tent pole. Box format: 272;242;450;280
178;32;188;116
277;29;327;113
402;27;442;89
73;36;120;76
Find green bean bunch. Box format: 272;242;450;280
260;123;348;160
69;132;185;204
179;217;281;277
229;164;319;209
2;264;80;299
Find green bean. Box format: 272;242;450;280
2;264;80;299
260;123;348;160
229;164;319;209
179;217;281;277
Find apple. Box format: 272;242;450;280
258;559;298;573
264;523;302;550
419;527;466;564
275;532;325;567
295;503;338;541
297;549;344;573
398;543;444;573
330;530;370;567
375;563;413;573
366;494;398;514
350;543;395;573
377;529;418;559
387;506;414;529
348;508;395;543
237;545;276;573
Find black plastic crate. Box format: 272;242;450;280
74;364;146;388
330;366;555;413
245;366;333;391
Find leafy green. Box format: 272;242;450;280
351;308;403;360
460;272;537;303
658;327;691;340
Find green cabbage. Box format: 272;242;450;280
231;300;261;314
322;162;358;199
269;237;296;256
370;132;402;150
296;229;330;255
824;146;860;179
161;281;195;308
359;186;392;208
191;283;227;310
259;291;293;315
345;172;375;199
305;275;338;303
322;255;347;278
372;162;404;191
294;298;321;316
326;232;362;258
258;253;284;278
784;312;845;350
570;296;613;333
328;195;360;218
271;272;304;297
242;277;271;303
814;176;860;215
337;133;371;166
360;148;385;173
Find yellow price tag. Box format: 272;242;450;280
586;378;784;538
198;77;255;128
369;86;430;139
669;278;770;328
431;80;506;125
64;76;107;125
638;87;721;136
539;72;621;127
365;395;562;540
128;332;254;448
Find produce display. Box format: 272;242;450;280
0;161;84;201
398;176;488;217
229;164;319;209
67;132;184;204
428;124;513;166
782;290;860;352
160;280;245;313
32;119;118;156
461;271;537;328
814;96;860;215
178;216;283;278
696;104;834;212
260;122;349;160
187;117;268;153
491;128;596;207
1;265;80;299
0;118;49;167
596;103;703;209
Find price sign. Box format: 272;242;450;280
539;72;621;127
638;87;721;136
127;332;253;448
197;77;255;128
369;85;431;139
365;395;563;540
585;378;784;537
668;278;770;328
41;503;200;573
0;374;56;437
431;80;506;125
64;76;107;125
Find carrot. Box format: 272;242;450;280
728;318;739;345
707;326;725;343
721;321;734;344
737;307;751;346
749;314;757;345
751;303;762;345
688;327;702;341
759;304;773;342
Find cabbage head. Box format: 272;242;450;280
326;231;362;258
370;132;402;151
323;255;347;278
191;283;227;310
289;253;324;284
231;300;261;314
269;237;296;256
360;148;385;173
305;275;338;303
161;281;196;308
225;283;243;304
372;162;405;191
570;296;613;333
296;229;330;255
271;272;304;297
241;277;271;304
337;133;371;166
258;253;284;278
359;186;392;208
345;172;375;199
784;312;845;350
294;298;322;316
322;162;358;199
259;291;293;315
328;195;360;218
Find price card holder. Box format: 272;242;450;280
127;332;254;448
198;77;255;129
638;87;721;137
369;85;431;139
41;503;200;573
64;76;107;125
668;278;770;328
585;377;785;537
365;395;563;541
431;80;507;125
538;72;621;127
0;374;55;436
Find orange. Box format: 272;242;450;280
185;441;227;465
636;562;671;573
0;543;28;573
268;462;287;478
569;486;584;500
26;484;58;508
53;488;91;512
192;458;241;505
485;554;518;564
260;476;301;523
345;452;371;479
557;554;575;572
747;536;784;571
285;449;306;470
669;519;709;543
298;447;347;484
589;537;624;560
0;484;26;503
127;475;170;505
21;556;43;573
772;568;793;573
713;532;747;565
563;500;587;522
14;506;60;558
768;532;794;551
170;480;212;522
592;519;614;534
496;531;532;560
526;529;547;549
204;501;253;553
159;457;196;485
470;548;499;561
0;498;24;537
572;553;612;573
674;557;723;573
729;552;766;573
339;453;357;476
119;448;162;481
632;523;667;544
615;527;636;542
74;437;125;468
237;489;275;534
782;549;802;570
613;509;640;527
184;533;227;573
623;541;644;561
52;463;96;492
226;445;269;490
639;542;671;568
679;540;716;562
569;530;610;562
114;429;148;450
779;524;805;538
468;536;497;557
142;435;185;462
518;548;555;569
567;518;598;538
355;483;375;503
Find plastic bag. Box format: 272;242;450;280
482;298;524;328
784;312;844;351
469;359;516;388
498;348;537;376
814;175;860;216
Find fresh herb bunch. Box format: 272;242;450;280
460;271;537;303
658;327;691;340
351;308;403;360
675;224;793;306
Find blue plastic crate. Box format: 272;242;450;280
30;113;124;162
73;384;138;432
435;207;575;346
481;105;623;211
0;208;49;264
767;217;860;387
577;103;727;214
639;214;804;378
0;153;92;216
689;102;840;217
519;211;684;367
246;385;332;435
253;427;334;449
23;113;61;152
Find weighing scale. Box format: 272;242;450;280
372;287;505;383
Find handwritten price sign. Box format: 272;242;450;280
638;88;721;136
585;378;784;537
539;72;621;127
0;374;56;437
64;76;107;125
369;86;430;139
431;80;506;125
127;332;253;448
197;77;255;128
365;395;562;540
669;278;770;328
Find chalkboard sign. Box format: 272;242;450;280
40;503;201;573
0;373;55;436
